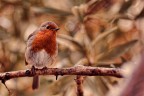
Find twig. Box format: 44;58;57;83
75;75;84;96
1;79;11;95
0;66;123;81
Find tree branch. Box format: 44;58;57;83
75;75;84;96
0;66;123;81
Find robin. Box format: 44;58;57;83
25;21;59;89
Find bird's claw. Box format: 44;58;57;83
31;66;36;75
42;66;48;70
56;75;58;80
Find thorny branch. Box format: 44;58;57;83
0;66;123;82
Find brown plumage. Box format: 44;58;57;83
25;21;59;89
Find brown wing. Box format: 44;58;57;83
26;30;40;47
25;58;28;65
25;30;38;65
27;31;38;40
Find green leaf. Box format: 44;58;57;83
96;40;138;61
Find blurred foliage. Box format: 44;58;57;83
0;0;143;96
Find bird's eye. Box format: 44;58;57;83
46;26;50;29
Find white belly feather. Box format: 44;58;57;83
34;49;51;67
25;48;54;68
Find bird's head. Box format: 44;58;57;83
39;21;59;32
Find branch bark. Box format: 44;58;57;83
75;75;84;96
0;66;123;82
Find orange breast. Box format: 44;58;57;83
32;30;57;56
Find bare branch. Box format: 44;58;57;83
0;66;123;81
75;76;84;96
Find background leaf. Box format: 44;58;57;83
31;7;73;16
57;34;84;52
96;40;138;61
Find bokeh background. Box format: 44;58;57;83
0;0;144;96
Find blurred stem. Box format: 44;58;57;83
12;7;21;38
75;75;84;96
2;78;11;95
81;24;92;65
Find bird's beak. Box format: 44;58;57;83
54;28;60;31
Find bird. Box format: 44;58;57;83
25;21;59;90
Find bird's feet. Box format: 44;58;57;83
42;66;48;70
31;66;36;75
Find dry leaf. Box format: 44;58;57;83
96;40;138;61
86;0;114;15
88;27;118;64
126;0;144;19
0;26;9;40
31;7;72;16
91;26;118;46
57;34;84;52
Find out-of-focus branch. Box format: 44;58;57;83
107;51;144;96
75;75;84;96
0;66;123;82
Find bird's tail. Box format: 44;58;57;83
32;75;39;90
